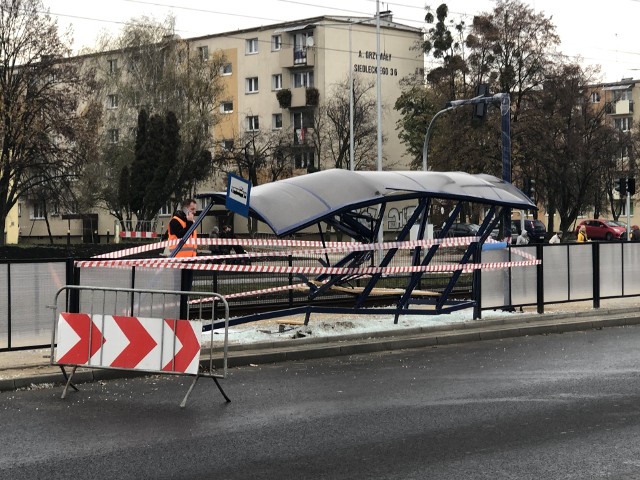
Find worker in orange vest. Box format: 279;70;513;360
168;198;198;257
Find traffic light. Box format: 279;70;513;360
628;177;636;195
473;84;489;120
615;178;623;193
620;177;627;196
523;178;535;199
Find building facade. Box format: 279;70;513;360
16;14;424;243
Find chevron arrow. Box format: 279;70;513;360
110;315;158;369
162;319;201;373
57;313;105;365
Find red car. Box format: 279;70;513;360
574;219;627;241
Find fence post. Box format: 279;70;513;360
536;243;544;314
288;254;294;309
592;242;600;309
67;258;80;313
472;246;481;319
180;269;193;319
7;262;11;349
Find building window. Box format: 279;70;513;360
221;139;234;151
614;90;632;102
108;128;119;143
107;94;118;109
271;35;282;51
292;111;313;129
247;116;259;131
246;38;258;54
158;202;173;216
246;77;259;93
30;201;45;220
293;70;314;88
294;151;314;170
615;117;632;131
197;45;209;61
221;101;233;113
272;74;282;90
590;92;600;103
107;58;118;74
272;113;282;129
221;63;232;75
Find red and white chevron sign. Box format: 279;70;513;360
55;313;202;375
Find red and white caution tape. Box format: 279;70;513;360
119;231;158;238
91;236;479;260
77;258;540;274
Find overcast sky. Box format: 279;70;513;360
43;0;640;83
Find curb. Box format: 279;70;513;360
2;308;640;392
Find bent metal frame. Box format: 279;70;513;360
169;169;536;327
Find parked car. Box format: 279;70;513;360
574;219;627;241
511;219;547;243
435;222;499;239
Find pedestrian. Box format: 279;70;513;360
516;230;529;245
209;226;222;255
631;225;640;242
577;225;589;243
549;231;562;244
167;198;198;257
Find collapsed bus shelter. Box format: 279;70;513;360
184;169;536;325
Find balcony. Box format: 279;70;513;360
615;99;633;115
290;87;319;108
279;46;315;68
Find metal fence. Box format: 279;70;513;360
3;241;637;352
478;241;640;315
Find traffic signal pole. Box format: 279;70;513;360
627;191;631;240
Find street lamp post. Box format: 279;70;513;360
423;93;512;237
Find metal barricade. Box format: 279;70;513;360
49;285;229;408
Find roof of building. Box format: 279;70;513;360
198;169;536;236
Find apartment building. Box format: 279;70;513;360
16;13;423;244
589;78;639;220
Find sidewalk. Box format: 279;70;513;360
2;298;640;392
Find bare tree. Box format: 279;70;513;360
315;74;381;170
0;0;97;245
83;15;227;227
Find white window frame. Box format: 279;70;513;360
158;202;173;216
221;63;232;75
107;58;118;74
272;113;282;130
293;70;314;88
271;35;282;51
197;45;209;61
272;74;282;91
30;201;45;220
221;139;234;151
246;38;259;54
221;101;233;113
590;92;600;103
246;77;259;93
107;94;118;109
615;117;632;131
247;115;259;131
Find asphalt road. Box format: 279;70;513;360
3;325;640;479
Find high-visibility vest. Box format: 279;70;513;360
168;216;197;257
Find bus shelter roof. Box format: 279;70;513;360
197;169;535;237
